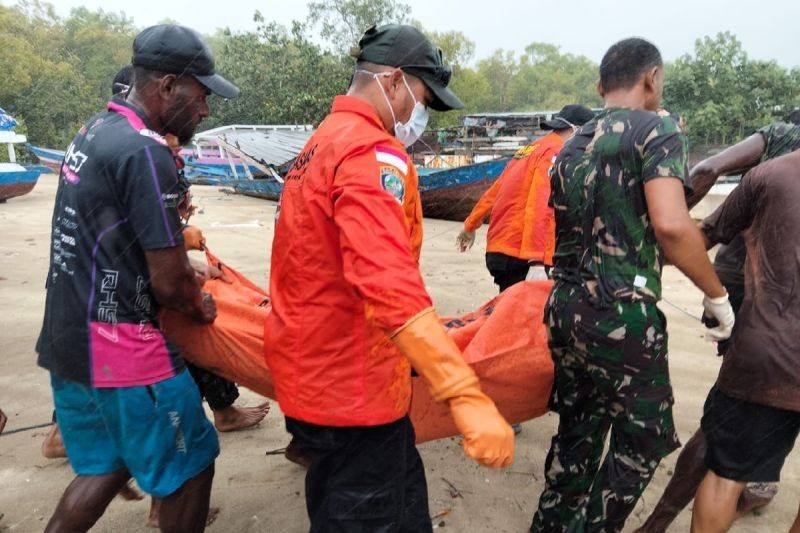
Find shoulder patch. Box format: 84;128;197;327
375;145;409;174
513;144;538;159
380;166;405;204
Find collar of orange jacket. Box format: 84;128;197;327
331;95;386;132
539;131;565;148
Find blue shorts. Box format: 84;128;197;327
51;369;219;497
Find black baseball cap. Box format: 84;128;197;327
111;64;133;96
353;24;463;112
541;104;596;130
132;24;239;99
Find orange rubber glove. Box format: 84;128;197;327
391;308;514;468
182;225;206;251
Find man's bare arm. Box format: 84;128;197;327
145;247;216;323
645;178;726;298
686;133;766;209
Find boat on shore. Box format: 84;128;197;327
1;132;41;202
0;162;41;202
27;144;63;173
418;157;509;221
1;109;41;202
183;124;313;201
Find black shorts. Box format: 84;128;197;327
485;252;529;292
286;415;432;533
701;388;800;482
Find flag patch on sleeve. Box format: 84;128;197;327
375;145;409;175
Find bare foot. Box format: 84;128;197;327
41;424;67;458
213;402;269;432
147;498;161;528
284;438;312;469
118;481;145;501
737;482;778;516
0;408;6;434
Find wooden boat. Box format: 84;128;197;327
1;106;41;202
180;140;265;182
1;132;41;202
27;144;64;173
25;122;511;219
0;163;41;202
205;155;512;218
182;124;313;201
418;157;510;221
229;177;283;201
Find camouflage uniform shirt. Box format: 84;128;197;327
550;107;689;306
532;108;688;532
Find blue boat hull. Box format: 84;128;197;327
185;157;511;220
0;168;41;201
184;160;265;181
418;158;510;221
230;179;282;201
27;144;64;173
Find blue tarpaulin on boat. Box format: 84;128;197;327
0;107;18;131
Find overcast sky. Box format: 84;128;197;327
19;0;800;68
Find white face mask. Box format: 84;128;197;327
359;70;430;147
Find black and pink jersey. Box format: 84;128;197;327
37;100;186;387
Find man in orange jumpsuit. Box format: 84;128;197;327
457;105;595;290
265;24;514;532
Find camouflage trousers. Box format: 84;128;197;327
531;282;680;533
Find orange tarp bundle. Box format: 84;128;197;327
160;251;554;444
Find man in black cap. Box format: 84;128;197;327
111;64;134;98
457;104;595;292
265;23;514;532
37;25;237;532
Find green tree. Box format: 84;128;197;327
476;50;519;111
207;13;350;129
663;31;800;146
507;43;600;111
0;1;134;147
61;7;135;106
425;27;475;67
306;0;410;53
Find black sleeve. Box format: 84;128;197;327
116;144;185;250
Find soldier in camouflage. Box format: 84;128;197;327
636;119;800;533
530;38;734;532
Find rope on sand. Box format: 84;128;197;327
661;297;702;323
1;421;53;436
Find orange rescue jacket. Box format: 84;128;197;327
265;95;430;427
463;132;563;265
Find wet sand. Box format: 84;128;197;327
0;177;796;532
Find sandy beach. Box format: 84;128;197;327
0;176;797;532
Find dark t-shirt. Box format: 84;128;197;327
702;149;800;412
712;123;800;286
36;100;186;387
550;108;689;305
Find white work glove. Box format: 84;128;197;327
702;293;735;341
526;264;548;281
456;229;476;252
